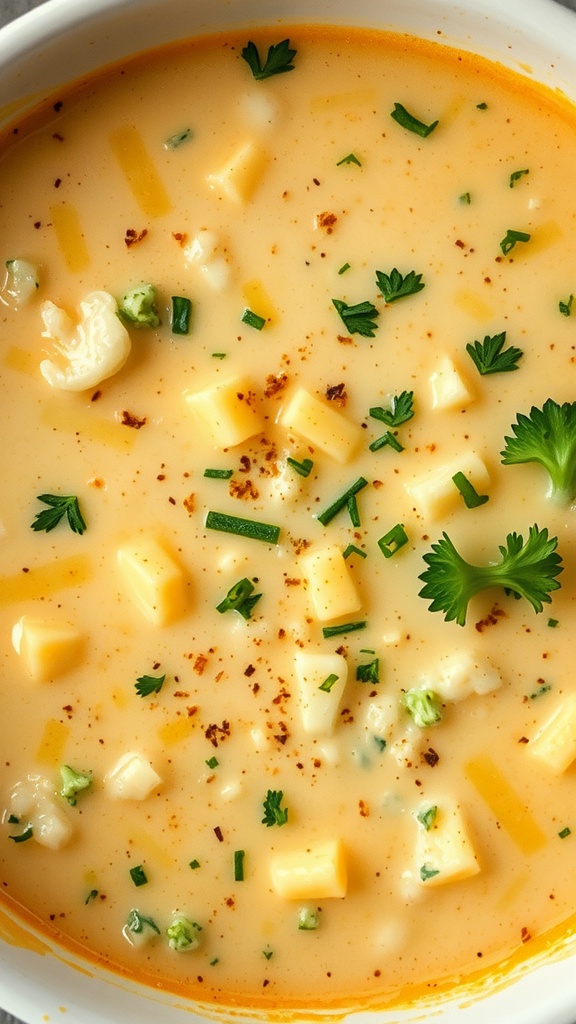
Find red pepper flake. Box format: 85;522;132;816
358;799;370;817
172;231;189;247
214;826;224;842
244;664;256;677
193;654;208;676
183;493;195;515
121;410;147;429
124;227;148;248
316;211;338;233
229;478;259;501
521;926;531;943
475;605;506;633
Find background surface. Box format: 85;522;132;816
1;0;576;1021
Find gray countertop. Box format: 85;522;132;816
1;0;576;1022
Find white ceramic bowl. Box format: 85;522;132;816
2;1;576;1022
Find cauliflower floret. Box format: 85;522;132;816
40;289;131;391
7;775;73;850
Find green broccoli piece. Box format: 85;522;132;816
59;765;92;806
118;283;161;328
418;525;563;626
501;399;576;504
166;914;202;952
402;689;443;727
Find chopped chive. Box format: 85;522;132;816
234;849;245;881
206;756;219;769
262;946;274;960
286;456;313;477
85;889;99;904
378;523;408;558
171;295;192;335
417;806;438;831
459;192;471;204
189;859;200;869
338;262;351;275
164;127;193;149
529;683;551;700
7;814;19;824
204;468;233;479
500;228;531;256
206;510;280;544
548;618;559;628
322;620;367;639
241;307;266;331
373;735;387;752
476;101;488;110
9;826;33;843
319;673;339;693
210;957;220;966
356;657;379;684
509;168;529;188
317;476;369;527
369;431;404;453
347;493;360;528
559;294;574;317
559;827;571;839
216;577;262;619
390;102;439;138
212;352;227;359
452;472;489;509
343;543;367;560
420;863;441;882
336;152;361;167
129;864;148;887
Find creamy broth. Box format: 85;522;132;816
2;24;576;1012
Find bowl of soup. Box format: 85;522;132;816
2;0;576;1022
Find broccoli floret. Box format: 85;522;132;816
501;399;576;504
117;283;161;328
59;765;92;806
166;914;202;952
402;689;443;727
418;525;563;626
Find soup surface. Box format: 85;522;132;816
2;23;576;1012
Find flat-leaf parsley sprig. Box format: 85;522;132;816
31;493;87;534
501;399;576;504
418;525;563;626
466;331;523;375
375;268;425;303
241;39;297;80
332;298;379;338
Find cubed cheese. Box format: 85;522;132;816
429;354;473;410
117;535;188;626
294;651;348;736
405;451;489;520
528;692;576;774
300;544;362;621
12;615;82;682
415;803;480;887
206;140;266;204
270;838;347;899
184;376;263;448
278;387;362;464
104;751;163;800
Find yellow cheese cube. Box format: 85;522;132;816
528;693;576;774
278;387;362;464
300;544;362;621
11;615;82;682
270;838;347;899
104;751;163;800
415;803;480;887
117;536;188;625
184;376;263;449
294;651;348;735
206;140;266;204
429;354;473;410
405;451;489;520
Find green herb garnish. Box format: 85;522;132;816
216;577;262;619
31;493;87;535
500;228;531;256
234;849;245;881
369;431;404;453
319;673;339;693
241;307;266;331
336;153;361;167
241;39;297;80
465;331;523;375
203;468;234;479
167;915;202;952
343;543;367;560
322;620;367;639
378;523;408;559
8;825;33;843
164;128;193;150
286;456;313;477
316;476;369;526
60;765;92;806
262;789;288;827
375;269;425;303
509;168;529;188
135;673;166;697
129;865;148;887
420;864;441;881
171;295;192;335
369;391;414;427
356;658;379;684
206;510;280;544
332;298;379;337
452;472;489;509
559;294;574;317
501;399;576;504
417;805;438;831
390;102;438;137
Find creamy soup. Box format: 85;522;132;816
2;23;576;1014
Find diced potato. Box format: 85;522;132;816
9;775;73;850
415;803;480;887
300;545;362;621
405;451;489;520
184;376;263;449
528;692;576;774
429;354;473;410
104;751;163;800
12;615;82;682
294;651;348;736
184;229;231;292
270;838;347;899
278;387;362;464
424;651;502;702
117;535;188;626
206;140;266;204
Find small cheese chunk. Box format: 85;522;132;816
528;692;576;774
278;387;362;464
405;451;489;520
12;615;82;682
117;535;188;626
104;751;162;800
40;290;131;391
415;803;480;887
184;376;263;448
294;651;348;736
270;838;347;899
429;354;473;410
300;544;362;621
206;140;266;204
184;229;231;292
424;651;502;702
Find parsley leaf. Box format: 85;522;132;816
375;268;425;303
369;390;414;426
241;39;297;80
332;298;379;337
390;102;439;137
466;331;523;375
135;674;166;697
501;399;576;504
261;789;288;827
31;493;87;534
